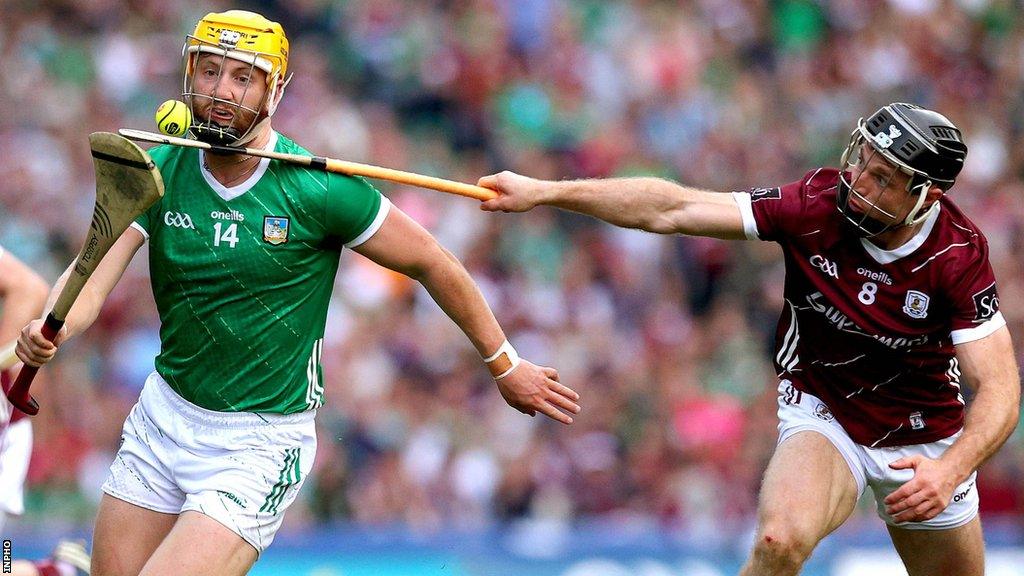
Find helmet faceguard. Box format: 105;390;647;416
837;103;968;237
182;10;291;147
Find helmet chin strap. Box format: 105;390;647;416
902;180;938;227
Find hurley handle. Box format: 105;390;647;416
5;313;65;416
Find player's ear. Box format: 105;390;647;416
926;184;945;202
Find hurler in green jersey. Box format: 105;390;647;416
16;9;581;576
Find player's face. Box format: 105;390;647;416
190;54;269;132
846;144;916;225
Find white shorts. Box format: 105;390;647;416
0;417;33;518
776;381;978;530
102;372;316;554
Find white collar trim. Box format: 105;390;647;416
200;131;278;201
859;203;941;264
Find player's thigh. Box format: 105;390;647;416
139;510;257;576
887;515;984;576
756;431;860;541
92;493;177;576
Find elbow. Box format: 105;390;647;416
405;245;458;285
639;180;690;235
642;213;680;235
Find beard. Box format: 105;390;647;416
190;97;261;146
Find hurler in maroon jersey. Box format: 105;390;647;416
479;102;1020;576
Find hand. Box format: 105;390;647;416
15;319;66;368
884;455;962;523
494;360;580;424
477;171;547;213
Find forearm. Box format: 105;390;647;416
40;264;103;340
942;383;1020;483
43;245;135;340
942;328;1022;482
411;249;506;361
541;177;692;233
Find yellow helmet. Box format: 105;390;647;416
185;10;289;82
181;10;291;145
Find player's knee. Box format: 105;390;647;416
751;524;817;569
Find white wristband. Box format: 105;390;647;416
484;340;521;380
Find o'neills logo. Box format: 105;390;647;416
211;209;245;222
857;267;893;285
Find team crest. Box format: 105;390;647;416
813;402;834;422
263;216;290;245
909;411;926;430
902;290;930;319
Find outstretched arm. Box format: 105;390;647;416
885;325;1020;522
353;206;581;424
478;171;747;239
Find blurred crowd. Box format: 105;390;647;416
1;0;1023;540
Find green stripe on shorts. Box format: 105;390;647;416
260;447;300;514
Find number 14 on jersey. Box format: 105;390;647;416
213;222;239;248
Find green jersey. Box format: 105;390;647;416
134;132;387;414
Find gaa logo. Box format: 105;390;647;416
164;211;195;229
809;254;839;278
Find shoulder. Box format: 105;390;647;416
273;133;378;194
802;167;841;191
751;167;840;215
273;132;312;156
925;198;991;270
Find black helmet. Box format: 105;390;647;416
838;103;968;237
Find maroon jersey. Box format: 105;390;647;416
735;168;1004;447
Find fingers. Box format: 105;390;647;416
883;484;912;506
477;174;498;189
550;382;578;402
885;479;946;523
529;379;581;425
479;199;501;212
548;383;581;413
536;400;574;425
891;499;941;523
885;489;925;515
16;322;58;367
495;361;580;424
477;174;503;212
888;456;917;470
